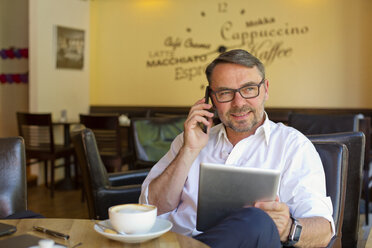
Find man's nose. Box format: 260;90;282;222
231;91;246;106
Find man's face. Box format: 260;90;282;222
210;63;269;135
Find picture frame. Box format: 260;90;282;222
55;26;85;70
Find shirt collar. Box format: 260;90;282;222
216;123;228;146
259;112;271;145
215;111;271;146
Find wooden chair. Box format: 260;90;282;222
79;114;131;172
130;116;186;170
72;128;149;220
0;137;27;218
16;112;75;197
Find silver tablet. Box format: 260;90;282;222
196;162;280;231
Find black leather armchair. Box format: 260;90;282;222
311;141;348;248
72;128;149;220
0;137;27;218
288;113;370;227
309;132;365;248
288;113;360;134
80;114;131;172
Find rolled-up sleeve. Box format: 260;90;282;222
279;139;335;235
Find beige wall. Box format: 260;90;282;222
0;0;28;137
2;0;371;136
29;0;90;121
28;0;90;184
90;0;372;108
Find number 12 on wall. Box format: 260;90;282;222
218;2;228;13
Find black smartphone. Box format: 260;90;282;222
202;86;210;133
204;86;210;105
0;222;17;237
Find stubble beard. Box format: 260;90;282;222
221;104;264;133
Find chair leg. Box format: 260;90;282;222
51;160;55;198
44;160;49;187
364;171;369;225
74;154;79;189
81;188;85;203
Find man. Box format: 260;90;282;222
139;49;334;247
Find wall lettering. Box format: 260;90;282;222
174;64;207;81
146;54;207;67
221;21;309;44
146;15;310;81
247;40;293;66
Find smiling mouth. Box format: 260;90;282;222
231;111;250;118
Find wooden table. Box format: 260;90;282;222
366;228;372;248
0;218;209;248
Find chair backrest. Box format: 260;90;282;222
311;141;348;248
80;114;123;172
288;113;360;135
308;132;365;248
16;112;55;153
79;114;121;157
72;128;110;219
130;116;186;168
0;137;27;218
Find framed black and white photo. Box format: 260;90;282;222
56;26;85;70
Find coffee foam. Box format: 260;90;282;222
112;204;155;213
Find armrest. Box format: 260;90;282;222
326;235;340;248
134;160;157;169
108;169;149;186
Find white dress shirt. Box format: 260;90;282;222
139;115;335;237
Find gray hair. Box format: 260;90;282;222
205;49;265;84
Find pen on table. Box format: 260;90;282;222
33;226;70;240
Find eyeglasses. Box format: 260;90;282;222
210;79;265;103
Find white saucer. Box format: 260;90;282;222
94;218;173;243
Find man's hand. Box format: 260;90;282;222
254;197;291;241
183;98;214;151
148;98;214;215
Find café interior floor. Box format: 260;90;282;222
28;185;89;219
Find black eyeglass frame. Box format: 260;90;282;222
209;78;265;103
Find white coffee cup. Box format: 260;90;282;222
38;239;55;248
108;204;157;234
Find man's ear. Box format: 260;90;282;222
264;79;269;101
210;96;216;108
